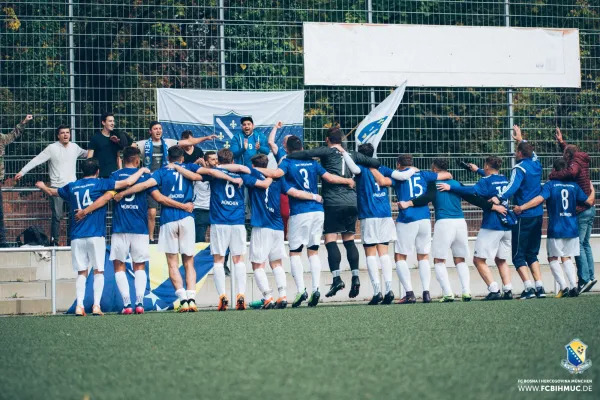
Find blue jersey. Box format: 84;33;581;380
205;167;247;225
245;168;286;231
230;132;270;168
541;180;588;239
151;163;199;225
110;168;157;234
451;174;510;231
356;165;391;219
58;177;116;240
278;157;326;216
275;147;287;163
385;168;438;223
432;180;464;220
501;153;543;217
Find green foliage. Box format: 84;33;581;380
1;1;598;184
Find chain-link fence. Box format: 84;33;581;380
1;1;599;244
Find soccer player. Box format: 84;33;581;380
73;147;195;314
192;151;218;242
174;148;252;311
134;121;216;241
437;157;514;300
246;154;324;309
36;158;147;316
286;127;380;299
337;143;407;304
400;158;502;303
267;121;291;236
371;154;451;304
514;159;595;298
116;146;238;312
258;135;355;307
491;125;546;299
550;127;596;294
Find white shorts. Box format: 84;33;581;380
395;219;431;256
547;238;580;258
71;237;106;272
249;227;286;264
158;217;195;256
432;219;470;260
110;233;150;263
288;211;324;251
210;224;246;257
360;218;397;245
473;229;511;260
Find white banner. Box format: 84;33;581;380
156;89;304;150
304;23;581;87
355;83;406;153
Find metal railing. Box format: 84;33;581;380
0;246;71;315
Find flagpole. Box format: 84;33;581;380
343;123;361;140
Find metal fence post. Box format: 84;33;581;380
505;0;515;167
51;248;57;315
230;254;235;303
68;0;76;142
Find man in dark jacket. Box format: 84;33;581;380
549;127;596;293
287;127;380;299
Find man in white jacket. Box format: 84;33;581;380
16;125;87;245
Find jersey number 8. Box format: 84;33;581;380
299;168;310;190
561;189;569;210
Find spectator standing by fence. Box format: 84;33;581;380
87;113;131;178
549;127;597;293
181;130;205;164
15;125;87;245
0;114;33;247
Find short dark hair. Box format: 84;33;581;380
217;148;234;164
251;154;269;168
286;135;303;153
326;127;343;144
517;141;534;158
101;112;114;124
148;121;161;131
553;158;567;172
357;143;374;158
397;154;413;167
204;150;216;161
181;130;193;140
81;158;100;177
240;116;254;125
167;146;184;162
123;146;141;164
485;156;502;171
432;158;449;171
56;124;70;138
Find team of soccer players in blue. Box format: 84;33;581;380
35;121;596;315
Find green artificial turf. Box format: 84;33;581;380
1;296;599;400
